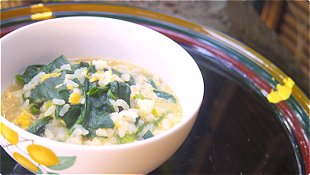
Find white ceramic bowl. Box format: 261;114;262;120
1;17;204;174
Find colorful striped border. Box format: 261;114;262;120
1;3;309;174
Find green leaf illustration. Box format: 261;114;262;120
48;156;76;170
37;168;43;174
47;172;60;175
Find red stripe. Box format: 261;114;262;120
0;23;29;37
143;25;309;173
277;102;310;172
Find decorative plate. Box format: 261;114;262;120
1;2;309;174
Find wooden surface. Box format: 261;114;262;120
278;1;309;79
261;1;283;30
261;0;309;80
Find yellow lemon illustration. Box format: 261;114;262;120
276;84;292;100
13;152;39;173
267;90;282;103
267;77;295;103
0;122;18;145
27;144;59;166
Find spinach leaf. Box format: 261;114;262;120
26;116;52;136
88;81;99;90
72;78;82;86
79;61;90;68
88;87;100;96
29;72;69;104
133;94;145;100
143;130;153;139
87;65;96;74
135;116;140;126
147;79;176;103
23;65;44;79
16;65;45;85
119;134;135;144
86;109;114;130
135;113;167;136
55;105;61;118
85;130;96;138
15;75;25;87
55;84;68;93
72;61;89;70
101;83;111;92
111;69;135;86
88;86;109;97
153;90;176;103
147;79;157;89
88;83;114;112
85;94;115;134
70;79;115;135
42;55;70;73
127;76;136;86
111;69;122;77
109;81;131;105
22;94;27;101
89;95;114;112
107;89;117;100
68;79;90;135
154;113;168;126
61;105;82;128
16;55;70;86
135;123;147;135
30;104;40;115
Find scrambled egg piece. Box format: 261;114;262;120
69;91;82;104
84;69;89;79
90;76;99;83
14;110;34;129
267;77;295;103
66;84;74;90
40;72;61;82
89;71;103;82
152;108;159;117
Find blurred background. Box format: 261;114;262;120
258;1;308;81
1;0;309;93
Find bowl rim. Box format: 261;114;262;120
0;16;205;150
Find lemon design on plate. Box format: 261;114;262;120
267;77;295;103
27;144;59;166
1;124;76;173
0;122;19;145
13;152;39;173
